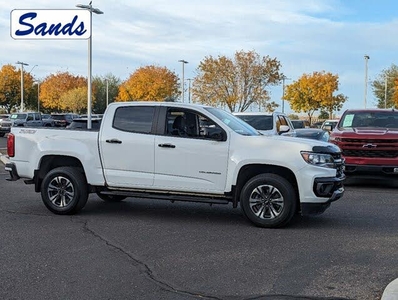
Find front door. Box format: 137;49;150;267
154;108;229;194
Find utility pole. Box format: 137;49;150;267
15;61;29;112
187;78;192;103
178;60;188;103
281;76;291;113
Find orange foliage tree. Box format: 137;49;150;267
192;50;282;112
117;65;179;102
0;64;35;113
40;72;87;112
283;71;347;123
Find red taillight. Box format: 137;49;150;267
7;133;15;157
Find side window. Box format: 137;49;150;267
113;106;155;133
165;108;224;140
35;113;41;120
26;114;34;121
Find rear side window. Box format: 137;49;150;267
113;106;155;133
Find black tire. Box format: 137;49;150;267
96;192;127;202
240;173;297;228
40;167;88;215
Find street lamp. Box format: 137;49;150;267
187;78;192;103
178;59;188;103
76;2;103;129
35;81;40;112
364;55;370;109
281;75;291;113
106;79;109;107
15;61;29;112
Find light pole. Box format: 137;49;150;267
178;60;188;103
34;81;40;112
16;61;29;112
281;76;291;113
364;55;370;108
187;78;192;103
76;2;103;129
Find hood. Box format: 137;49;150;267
267;134;340;153
337;127;398;137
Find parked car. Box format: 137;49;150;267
0;114;11;137
66;117;102;130
233;112;296;136
311;121;324;129
41;114;55;127
51;113;79;127
291;120;310;129
321;119;339;132
294;128;330;142
10;112;45;127
329;109;398;178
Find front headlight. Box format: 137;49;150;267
301;151;335;168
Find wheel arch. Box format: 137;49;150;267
34;155;87;192
233;164;299;210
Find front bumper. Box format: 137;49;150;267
344;164;398;177
301;175;345;215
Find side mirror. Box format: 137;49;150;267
279;125;290;135
323;125;332;132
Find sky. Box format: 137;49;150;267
1;0;398;115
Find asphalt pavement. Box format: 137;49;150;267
0;136;397;299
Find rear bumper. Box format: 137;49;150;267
5;162;20;181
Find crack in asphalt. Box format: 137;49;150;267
80;218;224;300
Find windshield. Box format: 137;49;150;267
10;114;27;120
235;115;273;130
205;107;260;136
340;111;398;129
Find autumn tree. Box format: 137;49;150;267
283;71;347;124
58;87;88;114
92;74;121;113
0;64;35;113
40;72;87;112
371;64;398;108
192;50;282;112
117;65;179;102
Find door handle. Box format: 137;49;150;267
106;139;122;144
158;143;176;148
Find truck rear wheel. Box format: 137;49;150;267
40;167;88;215
240;174;297;228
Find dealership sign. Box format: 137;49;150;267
10;9;91;40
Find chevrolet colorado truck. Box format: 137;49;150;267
5;102;345;228
329;108;398;177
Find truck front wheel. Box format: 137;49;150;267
40;167;88;215
240;174;297;228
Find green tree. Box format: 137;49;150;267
318;110;329;120
92;74;121;113
371;64;398;108
283;71;347;124
192;50;282;112
117;65;179;102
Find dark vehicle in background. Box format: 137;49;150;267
291;120;310;129
295;128;330;142
41;114;55;127
0;114;11;137
329;109;398;178
66;117;102;130
51;113;79;127
311;121;324;128
322;119;339;132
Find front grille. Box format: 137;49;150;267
343;150;398;158
331;152;344;178
342;138;397;144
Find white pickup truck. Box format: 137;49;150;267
5;102;345;228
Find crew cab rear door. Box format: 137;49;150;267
99;105;156;187
153;106;229;193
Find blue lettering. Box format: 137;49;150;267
15;12;36;36
15;13;87;37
